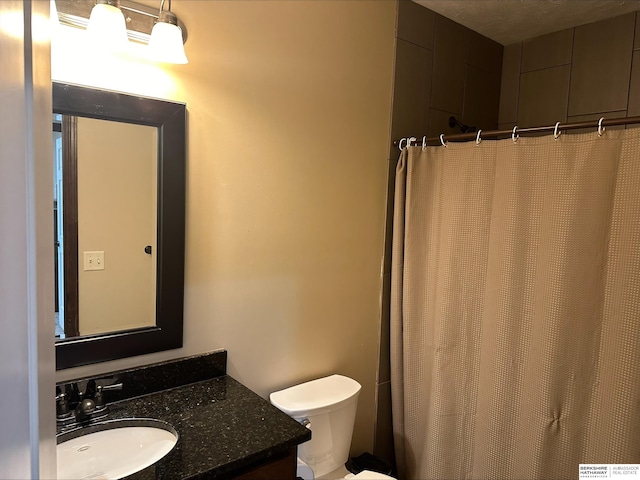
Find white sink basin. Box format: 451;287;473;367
57;419;178;480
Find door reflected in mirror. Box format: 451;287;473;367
54;115;158;340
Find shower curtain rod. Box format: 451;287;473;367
394;115;640;148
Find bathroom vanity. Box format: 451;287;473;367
52;84;311;478
56;351;311;479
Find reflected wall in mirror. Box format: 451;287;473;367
78;118;158;335
54;82;186;370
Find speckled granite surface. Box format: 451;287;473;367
57;350;229;405
56;352;311;479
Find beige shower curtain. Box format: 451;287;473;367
390;128;640;480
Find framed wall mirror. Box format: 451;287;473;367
53;82;186;370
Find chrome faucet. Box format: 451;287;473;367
56;378;123;427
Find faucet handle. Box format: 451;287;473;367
55;391;73;420
99;382;123;392
94;382;123;409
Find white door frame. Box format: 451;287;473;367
0;1;56;478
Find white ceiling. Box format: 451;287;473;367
414;0;640;45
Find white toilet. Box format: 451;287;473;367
270;374;396;480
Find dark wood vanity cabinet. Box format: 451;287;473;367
231;447;297;480
56;355;310;480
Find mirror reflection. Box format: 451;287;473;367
54;114;158;340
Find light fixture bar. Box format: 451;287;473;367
55;0;187;45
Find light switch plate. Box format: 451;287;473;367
83;251;105;271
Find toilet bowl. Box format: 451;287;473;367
270;375;396;480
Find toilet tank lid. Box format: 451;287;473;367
269;374;361;416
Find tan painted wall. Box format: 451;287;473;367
76;117;157;335
53;0;395;454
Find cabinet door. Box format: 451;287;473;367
233;447;297;480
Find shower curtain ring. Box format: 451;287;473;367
422;136;427;150
440;134;447;147
598;117;606;137
512;126;519;143
398;138;406;151
554;122;561;140
476;130;482;145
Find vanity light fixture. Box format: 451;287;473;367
54;0;188;62
86;0;129;51
148;0;188;64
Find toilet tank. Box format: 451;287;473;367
270;375;361;478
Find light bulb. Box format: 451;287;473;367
148;11;187;64
87;2;128;52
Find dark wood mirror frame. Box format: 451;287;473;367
53;82;186;370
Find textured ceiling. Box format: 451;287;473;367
414;0;640;45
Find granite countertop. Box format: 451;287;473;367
58;374;311;479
